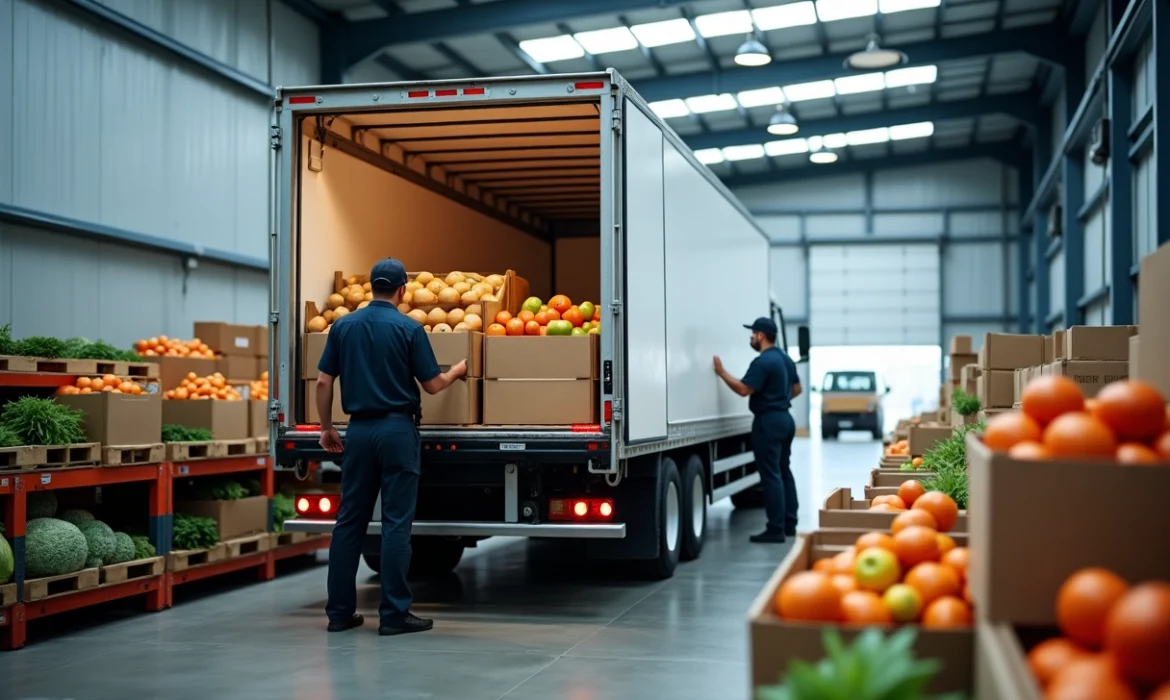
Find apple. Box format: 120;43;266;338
854;547;901;593
588;326;600;335
521;296;544;315
883;584;923;622
571;327;587;337
546;320;573;336
578;301;596;323
582;322;593;332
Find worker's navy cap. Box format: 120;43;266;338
370;258;407;290
744;318;778;336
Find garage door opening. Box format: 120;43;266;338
810;345;942;437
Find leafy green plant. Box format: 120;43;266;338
1;397;86;445
192;479;249;501
756;627;960;700
172;514;219;550
273;493;296;533
13;336;67;359
0;424;21;448
62;338;139;362
161;424;214;442
951;389;981;417
0;324;13;356
917;422;984;510
131;535;156;560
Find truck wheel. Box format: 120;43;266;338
731;486;764;509
680;454;707;561
641;457;682;579
821;428;836;440
408;537;464;579
871;427;883;440
363;554;381;575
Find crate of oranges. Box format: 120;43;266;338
56;375;150;395
133;335;215;359
819;485;968;533
164;373;242;401
161;373;248;440
967;375;1170;627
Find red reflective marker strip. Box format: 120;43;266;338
288;96;316;104
574;81;605;90
408;90;429;98
462;87;485;95
435;89;457;97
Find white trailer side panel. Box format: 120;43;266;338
622;101;669;443
662;140;769;425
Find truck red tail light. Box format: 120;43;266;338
548;498;615;522
296;494;337;518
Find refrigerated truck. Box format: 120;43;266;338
272;70;774;578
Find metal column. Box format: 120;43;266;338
1062;58;1087;327
1018;158;1035;331
1108;51;1135;324
1033;119;1052;333
1154;0;1170;246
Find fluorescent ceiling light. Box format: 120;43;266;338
765;139;810;156
846;127;891;145
694;148;726;164
810;150;840;164
782;80;837;102
753;2;818;30
816;0;878;22
736;86;786;108
519;35;584;63
573;27;639;54
889;121;935;140
685;93;738;114
880;0;941;12
822;133;848;149
885;65;939;87
723;144;766;161
695;10;754;38
630;18;696;47
806;135;824;151
834;72;886;95
648;99;690;119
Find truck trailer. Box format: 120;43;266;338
272;70;777;578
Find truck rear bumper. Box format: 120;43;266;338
284;519;627;539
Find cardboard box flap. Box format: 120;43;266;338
1063;325;1135;361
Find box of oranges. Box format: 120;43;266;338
161;372;248;440
819;487;969;533
56;382;162;447
748;529;975;695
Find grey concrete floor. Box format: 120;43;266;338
1;435;880;700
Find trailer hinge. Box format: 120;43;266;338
270;126;283;150
611;109;622;134
611;398;623;422
268;400;282;421
269;311;280;324
610;300;622;315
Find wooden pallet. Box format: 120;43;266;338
254;437;270;454
99;556;166;584
29;358;103;375
0;583;16;607
223;533;272;558
124;361;159;379
38;443;101;468
101;443;165;467
0;355;37;372
25;567;101;602
167;543;228;572
0;445;48;471
165;441;227;461
221;438;258;457
272;531;313;547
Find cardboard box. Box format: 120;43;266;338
974;622;1043;700
908;424;952;456
302;332;328;379
748;533;974;696
428;332;483;377
56;393;162;446
305;380;348;424
977;370;1015;409
949;335;973;354
1129;335;1141;377
1138;243;1170;396
174;495;268;541
869;468;933;487
248;399;267;438
485;335;598;380
1041;334;1053;364
163;399;249;440
978;333;1044;370
1048;359;1128;398
948;353;977;380
483;379;596;425
1051;329;1066;360
253;325;269;357
420;378;481;425
951;410;978;428
966;434;1170;625
145;356;219;390
194;322;257;357
818;487;969;532
217;355;260;382
1063;325;1134;361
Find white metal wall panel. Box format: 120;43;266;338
1085;200;1108;292
623;103;669;443
1135;154;1158;258
663;143;768;425
943;242;1007;316
769;247;806;317
950;210;1004;237
756;215;801;243
1049;248;1066;318
0;0;12;202
806;214;866;239
873;212;944;236
1133;37;1154;113
809;245;940;346
734;174;866;210
872;161;1005;208
271;0;320;87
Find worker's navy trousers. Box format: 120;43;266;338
326;414;419;626
752;410;798;534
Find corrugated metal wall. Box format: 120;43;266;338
0;0;318;347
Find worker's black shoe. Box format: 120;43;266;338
379;613;434;636
750;530;787;544
327;614;364;632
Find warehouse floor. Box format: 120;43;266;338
2;436;880;700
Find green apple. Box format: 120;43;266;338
588;326;600;335
571;327;587;337
581;322;593;332
546;320;573;336
854;547;901;593
900;462;916;472
521;296;543;315
578;301;595;323
882;584;923;623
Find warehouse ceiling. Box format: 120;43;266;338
285;0;1084;179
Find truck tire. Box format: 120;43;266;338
680;454;707;561
408;537;464;579
731;486;764;509
641;457;682;579
821;427;836;440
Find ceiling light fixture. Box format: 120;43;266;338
845;34;907;70
735;36;772;66
694;148;726;165
809;149;839;164
767;107;800;136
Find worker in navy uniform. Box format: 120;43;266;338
315;257;467;635
714;317;799;543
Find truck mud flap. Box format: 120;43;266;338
586;474;658;560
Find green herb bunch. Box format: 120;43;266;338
62;338;139;362
131;535;157;560
172;514;219;550
273;493;296;533
14;336;67;359
162;424;214;442
918;422;984;510
1;397;86;445
0;424;21;448
192;479;249;501
0;324;13;355
951;389;981;417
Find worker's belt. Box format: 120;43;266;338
349;408;421;427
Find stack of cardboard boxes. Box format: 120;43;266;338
976;333;1045;419
146;323;268;389
944;335;978;425
420;332;483;425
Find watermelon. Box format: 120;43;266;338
0;536;12;584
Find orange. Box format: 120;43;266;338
891;509;937;534
1056;568;1129;649
1044;412;1118;459
1046;655;1139;700
921;595;972;628
486;323;507;337
534;311;551;326
868;503;897;512
830;574;858;595
871;495;907;509
941;547;969;582
840;590;892;625
892;525;941;567
897;480;926;507
548;295;572;314
774;571;841;622
495;311;513;325
905;562;961;606
517;310;535;324
912;491;959;533
102;374;119;387
1158;432;1170;460
1009;440;1052;460
831;549;855;576
984;411;1042;451
812;558;835;574
1115;443;1162;465
936;533;956;556
1021;375;1085;426
1028;637;1090;688
963;581;973;605
505;318;526;336
1104;582;1170;687
76;376;92;389
524;320;541;336
1091;380;1167;443
911;457;923;468
855;531;896;554
562;307;585;327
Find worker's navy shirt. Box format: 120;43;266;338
317;301;441;416
742;346;792;415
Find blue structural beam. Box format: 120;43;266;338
279;0;330;25
1155;0;1170;247
1033;118;1052;333
1062;58;1086;327
718;143;1024;189
1018;157;1034;332
1064;0;1103;35
684;95;1041;151
1108;33;1135;323
636;27;1067;103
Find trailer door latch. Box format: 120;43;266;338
270;126;283;150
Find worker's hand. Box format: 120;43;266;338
320;428;343;453
713;356;724;375
450;359;468;379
